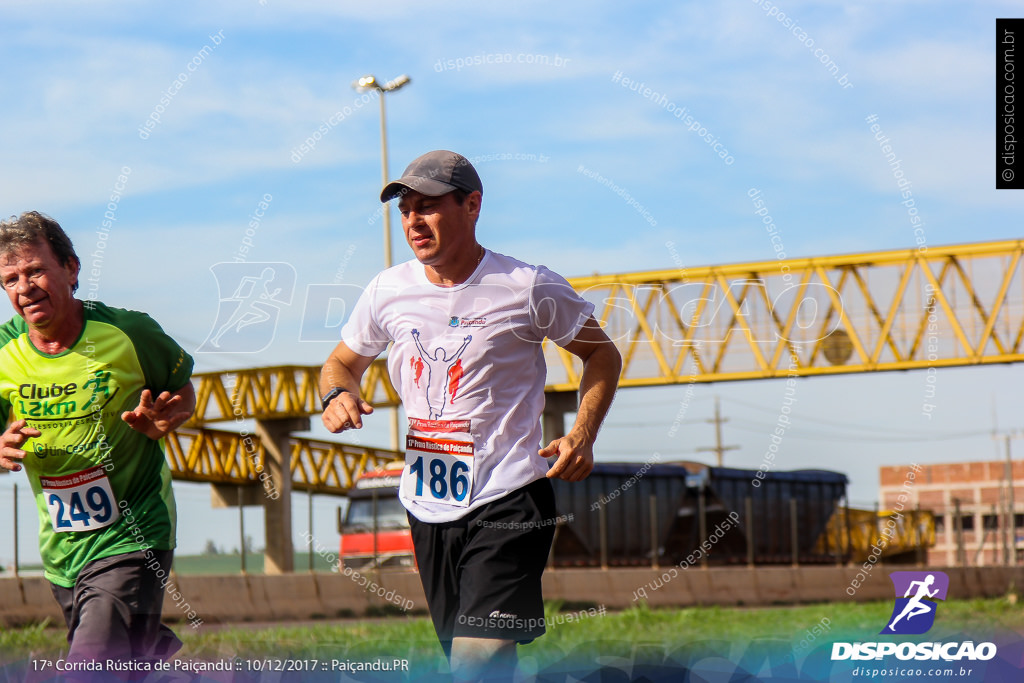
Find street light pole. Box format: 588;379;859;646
1006;433;1018;565
354;74;411;268
378;92;392;267
354;74;410;451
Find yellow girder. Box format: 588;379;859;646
189;360;399;425
175;239;1024;495
544;239;1024;390
189;239;1024;418
165;426;400;495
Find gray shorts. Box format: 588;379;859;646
50;549;182;664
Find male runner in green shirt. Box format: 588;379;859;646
0;211;195;664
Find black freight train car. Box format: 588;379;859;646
549;461;847;567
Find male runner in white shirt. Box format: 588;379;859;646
320;150;621;682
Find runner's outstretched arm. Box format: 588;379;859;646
320;341;377;433
542;316;621;482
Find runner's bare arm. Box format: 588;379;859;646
121;382;196;440
320;341;377;433
0;419;42;472
542;316;621;482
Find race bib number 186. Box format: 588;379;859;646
39;466;120;533
401;435;474;508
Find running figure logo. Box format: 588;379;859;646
410;329;471;419
410;356;425;388
881;571;949;635
198;263;296;353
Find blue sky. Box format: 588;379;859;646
1;1;1022;563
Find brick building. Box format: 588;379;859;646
879;459;1024;566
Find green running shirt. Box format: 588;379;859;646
0;302;193;587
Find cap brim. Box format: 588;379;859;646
380;177;459;203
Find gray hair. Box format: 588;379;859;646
0;212;81;292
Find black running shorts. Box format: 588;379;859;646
408;477;557;655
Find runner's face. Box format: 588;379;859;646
0;240;79;332
398;190;480;267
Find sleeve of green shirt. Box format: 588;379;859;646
0;316;26;420
105;308;194;392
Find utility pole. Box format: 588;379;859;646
697;396;739;466
992;403;1020;566
1003;438;1011;565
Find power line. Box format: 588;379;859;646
604;419;705;428
728;419;990;443
598;448;703;457
719;395;994;439
610;395;714;410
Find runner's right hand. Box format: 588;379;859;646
0;419;41;472
322;391;374;433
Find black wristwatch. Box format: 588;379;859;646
321;387;350;411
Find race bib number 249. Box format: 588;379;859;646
39;466;120;533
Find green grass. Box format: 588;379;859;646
0;621;62;655
11;552;336;576
3;597;1022;666
170;552;336;575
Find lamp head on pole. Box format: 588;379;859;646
354;75;377;89
353;74;411;93
382;75;411;91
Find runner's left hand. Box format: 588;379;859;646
541;433;594;482
122;389;192;440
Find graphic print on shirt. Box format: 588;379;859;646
447;360;464;403
410;329;471;419
15;369;120;422
410;356;425;388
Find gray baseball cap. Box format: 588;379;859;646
380;150;483;202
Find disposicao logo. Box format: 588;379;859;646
882;571;948;635
831;570;997;663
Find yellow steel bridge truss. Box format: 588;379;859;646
545;238;1024;389
174;239;1024;501
164;426;399;496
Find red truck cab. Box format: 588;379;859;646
338;465;416;570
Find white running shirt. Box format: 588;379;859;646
341;249;594;523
